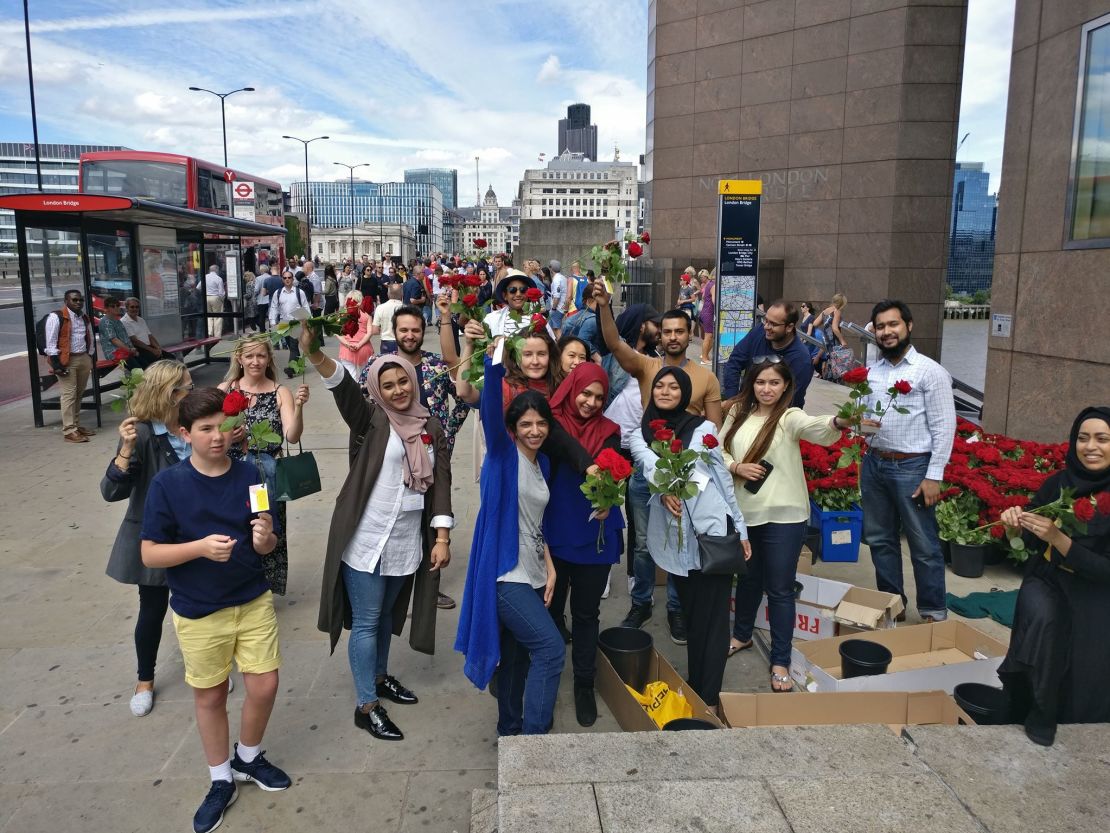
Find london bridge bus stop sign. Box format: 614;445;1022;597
0;192;285;428
712;179;761;372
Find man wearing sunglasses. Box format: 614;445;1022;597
722;300;814;406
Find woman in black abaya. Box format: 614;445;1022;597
997;406;1110;746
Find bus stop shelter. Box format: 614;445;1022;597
0;192;285;427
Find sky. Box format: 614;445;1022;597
0;0;1013;203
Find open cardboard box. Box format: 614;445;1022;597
754;573;904;642
790;620;1008;693
718;689;975;734
596;646;724;731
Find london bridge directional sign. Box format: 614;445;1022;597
713;179;761;370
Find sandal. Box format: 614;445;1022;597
727;639;753;658
770;667;793;693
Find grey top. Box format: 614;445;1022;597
498;450;549;589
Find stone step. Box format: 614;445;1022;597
470;787;498;833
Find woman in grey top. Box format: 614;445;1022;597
101;360;194;717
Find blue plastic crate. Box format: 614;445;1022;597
808;501;863;563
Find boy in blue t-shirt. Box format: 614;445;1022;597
141;387;290;833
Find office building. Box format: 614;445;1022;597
0;142;125;261
452;186;513;254
404;168;458;209
310;222;416;265
558;103;598;161
946;163;998;295
518;150;639;232
290;180;444;255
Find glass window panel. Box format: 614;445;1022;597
82;160;188;207
1071;19;1110;242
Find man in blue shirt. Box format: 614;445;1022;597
722;300;814;406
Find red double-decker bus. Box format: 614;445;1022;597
78;150;286;270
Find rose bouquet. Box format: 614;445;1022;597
645;420;716;549
580;448;633;551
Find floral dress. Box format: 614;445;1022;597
227;387;289;595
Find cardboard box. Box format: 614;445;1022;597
790;620;1008;694
718;689;974;734
596;646;723;731
754;573;904;642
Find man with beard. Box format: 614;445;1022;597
722;300;814;406
594;284;722;643
358;304;471;611
860;300;955;625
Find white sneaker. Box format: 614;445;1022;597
602;574;611;599
627;575;635;595
129;688;154;717
228;674;236;694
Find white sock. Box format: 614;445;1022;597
209;759;232;783
236;742;261;764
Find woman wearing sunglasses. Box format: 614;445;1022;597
720;357;848;691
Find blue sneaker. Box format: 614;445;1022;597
230;745;291;792
192;780;236;833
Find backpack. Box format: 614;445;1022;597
299;277;315;302
35;310;62;356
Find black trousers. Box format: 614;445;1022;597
136;584;170;681
672;570;731;707
549;557;611;687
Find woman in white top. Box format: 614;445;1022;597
721;358;848;690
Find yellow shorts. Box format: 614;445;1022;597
172;591;281;688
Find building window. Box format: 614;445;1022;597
1070;13;1110;246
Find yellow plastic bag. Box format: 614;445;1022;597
624;680;693;728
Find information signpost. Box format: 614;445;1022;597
713;179;762;371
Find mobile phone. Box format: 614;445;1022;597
744;459;774;494
912;491;928;508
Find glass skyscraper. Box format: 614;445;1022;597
404;168;457;210
946;163;998;294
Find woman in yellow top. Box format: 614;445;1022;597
720;358;848;690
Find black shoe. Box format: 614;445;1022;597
283;367;295;378
436;592;456;610
620;602;653;629
488;667;499;698
192;780;237;833
668;610;688;645
355;704;403;740
376;675;418;705
574;683;597;727
1024;707;1057;746
230;745;291;791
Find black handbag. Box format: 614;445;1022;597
273;440;321;501
684;503;747;576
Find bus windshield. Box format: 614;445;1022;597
83;159;188;207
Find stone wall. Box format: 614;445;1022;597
516;218;616;274
646;0;969;359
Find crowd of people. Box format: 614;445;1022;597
86;249;1109;832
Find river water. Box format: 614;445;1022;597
940;318;989;392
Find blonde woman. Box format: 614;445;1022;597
218;336;310;594
814;293;849;379
697;269;716;364
101;359;194;716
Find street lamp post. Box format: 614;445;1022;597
187;86;255;167
334;162;371;265
282;135;329;260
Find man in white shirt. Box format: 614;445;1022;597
548;259;567;335
256;262;279;331
204;265;226;337
122;297;164;368
269;271;312;376
302;261;323;314
44;289;95;443
372;284;404;354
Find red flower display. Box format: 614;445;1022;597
1075;498;1096;523
439;274;460;289
627;241;643;258
112;348;131;362
841;366;869;385
893;380;912;395
654;428;674;442
462;274;482;288
702;434;719;449
669;438;683;454
640;231;650;244
524;287;543;302
989;524;1005;539
222;390;250;417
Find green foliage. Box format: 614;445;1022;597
110;364;145;413
284;216;305;259
288;356;307;379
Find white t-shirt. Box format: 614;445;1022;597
122;314;152;344
374;299;403;340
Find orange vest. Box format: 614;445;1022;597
57;306;93;367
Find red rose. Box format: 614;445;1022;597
525;287;543;302
474;238;487;249
627;241;643;258
1096;492;1110;516
420;432;433;446
360;297;374;314
342;318;359;337
112;348;131;362
609;456;632;481
669;439;684;454
841;366;869;385
654;428;674;442
892;379;912;395
462;293;478;307
531;314;547;329
1075;498;1096;523
640;231;650;244
222;390;250;416
440;275;459;289
989;524;1005;539
649;419;668;431
345;297;358;311
702;434;719;449
595;448;632;480
462;274;482;287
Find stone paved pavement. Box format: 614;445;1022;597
0;338;1028;832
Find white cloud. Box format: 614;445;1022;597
537;55;562;84
957;0;1017;189
0;3;307;34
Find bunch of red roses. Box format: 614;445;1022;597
580;448;634;552
440;271;487;321
460;285;548;391
645;419;718;549
835;366;911;434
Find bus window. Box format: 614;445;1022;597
197;169;214;209
83;160;188;206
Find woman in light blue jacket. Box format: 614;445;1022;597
628;366;749;708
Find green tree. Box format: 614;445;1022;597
285;216;305;262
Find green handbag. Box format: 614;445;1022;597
273;441;321;501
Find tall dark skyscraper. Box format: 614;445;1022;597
558;103;598;161
946;163;998;295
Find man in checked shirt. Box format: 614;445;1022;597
860;300;956;623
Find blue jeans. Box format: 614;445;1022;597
861;453;947;619
628;469;680;612
379;339;397;355
341;561;407;708
496;582;565;736
731;522;808;667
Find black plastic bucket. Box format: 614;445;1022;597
598;627;653;692
793;580;804;597
950;543;986;578
953;682;1010;725
839;638;893;678
662;718;718;731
